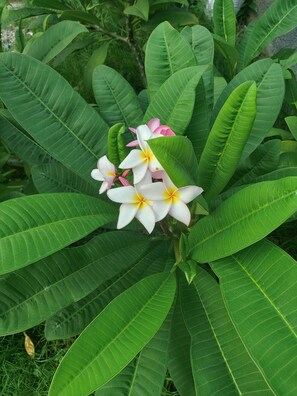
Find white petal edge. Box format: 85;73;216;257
98;155;116;176
133;162;148;184
91;169;104;181
179;186;204;204
119;150;143;169
140;182;167;200
107;186;136;203
135;204;155;233
152;200;171;221
117;203;138;229
136;125;153;151
169;201;191;226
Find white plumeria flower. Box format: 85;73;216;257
107;172;155;233
139;173;203;226
91;155;116;194
119;125;163;184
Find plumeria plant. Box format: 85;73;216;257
0;6;297;396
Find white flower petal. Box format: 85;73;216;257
135;204;155;233
169;201;191;226
148;154;163;173
117;203;138;229
136;125;153;151
119;150;143;169
98;155;116;177
107;186;136;203
135;171;152;188
99;181;109;194
163;172;177;191
133;162;148;184
147;118;160;132
179;186;204;204
140;182;167;200
91;169;104;181
152;200;171;221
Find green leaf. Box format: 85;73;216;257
107;123;129;168
45;240;173;340
181;25;214;66
286;116;297;140
31;163;98;195
124;0;149;21
198;81;257;200
211;239;297;394
145;21;197;98
228;139;282;187
213;34;238;79
0;53;108;182
143;9;198;32
149;136;199;187
181;268;274;395
49;272;176;396
213;0;236;46
96;311;172;395
168;280;195;396
144;66;208;135
188;177;297;263
59;10;101;25
238;0;297;69
213;60;285;159
32;0;71;10
93;65;143;127
23;21;88;63
0;116;52;165
84;43;109;94
0;193;116;275
213;76;227;104
138;89;149;113
285;72;297;105
2;7;51;27
0;232;151;336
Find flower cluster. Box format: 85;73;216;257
91;118;203;233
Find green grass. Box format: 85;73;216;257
0;326;72;396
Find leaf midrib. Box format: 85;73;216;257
190;187;297;251
232;254;297;340
58;274;173;394
0;58;99;159
248;4;297;63
1;240;147;318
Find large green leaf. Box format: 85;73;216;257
228;140;282;187
31;163;98;195
144;66;208;135
0;116;52;165
198;81;257;200
286;116;297;140
212;239;297;394
0;53;108;182
181;25;214;66
213;0;236;47
213;34;238;80
93;65;143;127
124;0;149;21
180;268;273;395
49;272;176;396
2;7;51;27
96;311;172;395
149;136;199;187
238;0;297;69
145;21;197;98
0;193;116;275
23;21;88;63
45;240;173;340
168;281;195;396
213;60;285;159
188;177;297;263
84;43;109;94
0;232;151;336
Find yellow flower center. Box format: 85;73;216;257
107;171;116;177
141;149;153;163
164;187;180;203
133;194;150;208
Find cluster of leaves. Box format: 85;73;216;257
0;0;297;395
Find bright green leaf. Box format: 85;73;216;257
49;272;176;396
0;193;116;275
188;177;297;263
213;0;236;46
